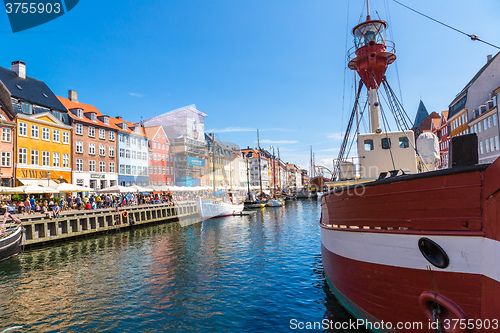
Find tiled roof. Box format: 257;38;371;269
449;52;500;107
108;116;147;137
0;65;66;112
57;96;116;130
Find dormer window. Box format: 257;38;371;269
104;117;109;125
77;109;83;118
122;123;128;130
135;127;140;133
91;113;96;121
21;102;33;115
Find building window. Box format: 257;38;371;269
490;137;495;152
153;153;157;160
162;166;165;174
132;165;137;175
30;149;39;165
131;151;136;159
63;131;70;144
104;117;109;125
153;166;157;174
99;145;106;156
495;136;500;151
19;122;27;136
21;102;33;114
76;141;83;153
18;148;27;164
88;126;95;138
99;161;106;172
493;114;498;126
91;113;97;121
31;125;39;139
1;128;11;142
126;165;131;174
119;149;124;157
122;123;128;130
1;152;11;167
125;150;130;158
42;151;50;166
76;123;83;135
119;164;125;174
153;141;156;148
109;146;115;157
63;154;69;168
119;134;125;143
99;128;105;139
53;152;60;167
149;166;153;174
41;127;50;141
76;159;83;171
109;162;115;173
109;131;115;141
486;140;490;153
52;129;60;142
77;109;83;118
89;143;95;155
89;160;96;172
162;154;165;161
142;152;147;160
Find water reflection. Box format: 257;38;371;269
0;200;361;332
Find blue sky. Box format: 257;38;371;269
0;0;499;172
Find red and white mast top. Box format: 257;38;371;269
347;2;396;90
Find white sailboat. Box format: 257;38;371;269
196;133;244;219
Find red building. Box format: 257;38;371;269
144;125;174;186
0;109;15;186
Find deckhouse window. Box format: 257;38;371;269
399;137;409;148
364;139;374;151
381;138;391;150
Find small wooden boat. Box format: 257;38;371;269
0;213;23;262
266;199;284;207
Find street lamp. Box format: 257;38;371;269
47;171;51;186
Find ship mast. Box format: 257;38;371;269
257;129;263;197
348;0;395;135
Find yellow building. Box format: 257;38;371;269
15;112;73;185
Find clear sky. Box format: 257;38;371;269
1;0;499;174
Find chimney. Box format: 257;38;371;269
11;61;26;79
487;54;493;62
116;116;122;120
68;90;78;102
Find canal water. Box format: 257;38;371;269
0;200;363;332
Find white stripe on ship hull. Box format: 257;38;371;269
321;228;500;283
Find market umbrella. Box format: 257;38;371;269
97;185;130;193
0;186;25;194
55;183;94;193
128;185;150;193
16;185;59;194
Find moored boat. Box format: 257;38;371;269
0;213;23;262
266;199;284;207
320;2;500;331
197;197;244;219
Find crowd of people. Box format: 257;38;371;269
1;192;178;218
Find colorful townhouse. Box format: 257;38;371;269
239;147;269;188
431;111;450;168
58;90;118;190
112;117;149;186
145;125;174;186
0;109;15;186
0;61;72;186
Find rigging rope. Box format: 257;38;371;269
391;0;500;50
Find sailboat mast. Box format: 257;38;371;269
246;158;250;194
277;147;281;192
272;146;276;196
257;129;263;196
212;133;216;194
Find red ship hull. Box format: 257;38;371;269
320;158;500;332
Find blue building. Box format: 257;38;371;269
112;116;149;186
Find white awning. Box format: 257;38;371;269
18;179;60;188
